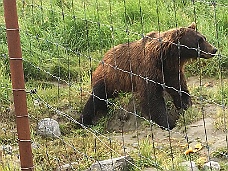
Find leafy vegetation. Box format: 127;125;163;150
0;0;228;170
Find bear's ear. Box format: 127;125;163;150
188;22;196;30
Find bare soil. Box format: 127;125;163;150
105;76;228;170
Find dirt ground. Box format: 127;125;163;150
105;76;228;170
1;76;227;170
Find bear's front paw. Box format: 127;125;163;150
181;96;192;110
174;94;192;110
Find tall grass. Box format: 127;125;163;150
0;1;227;76
0;59;11;110
2;0;224;80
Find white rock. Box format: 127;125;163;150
2;145;12;155
180;161;199;171
31;142;40;149
37;118;61;138
203;161;220;171
142;168;158;171
84;156;133;171
56;162;77;171
132;142;138;148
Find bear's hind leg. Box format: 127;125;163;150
81;80;109;125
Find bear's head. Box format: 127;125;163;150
178;22;217;59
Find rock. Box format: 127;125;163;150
2;145;13;155
203;161;220;171
180;161;199;171
37;118;61;138
31;142;40;149
132;142;138;148
142;168;158;171
84;156;133;171
56;162;77;171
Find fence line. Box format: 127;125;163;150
28;86;228;166
29;92;157;170
19;30;223;95
20;42;226;110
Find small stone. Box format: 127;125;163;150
203;161;220;171
37;118;61;138
180;161;199;171
142;168;157;171
132;143;138;148
84;156;133;171
31;142;40;149
2;145;12;155
56;162;77;171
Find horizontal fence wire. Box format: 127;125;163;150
18;34;227;110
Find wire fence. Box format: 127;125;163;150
0;0;228;170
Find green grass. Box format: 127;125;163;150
1;0;228;82
18;0;228;77
0;0;228;170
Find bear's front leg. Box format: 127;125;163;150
165;72;192;110
81;80;108;125
80;95;96;125
141;87;177;130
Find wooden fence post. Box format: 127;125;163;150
3;0;34;170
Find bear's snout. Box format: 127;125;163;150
200;46;217;59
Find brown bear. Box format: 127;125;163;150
81;22;217;129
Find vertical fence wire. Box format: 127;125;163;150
156;0;175;169
192;0;212;167
123;0;143;168
121;0;129;159
212;0;228;153
60;1;74;167
193;0;213;164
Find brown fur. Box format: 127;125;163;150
81;23;217;129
